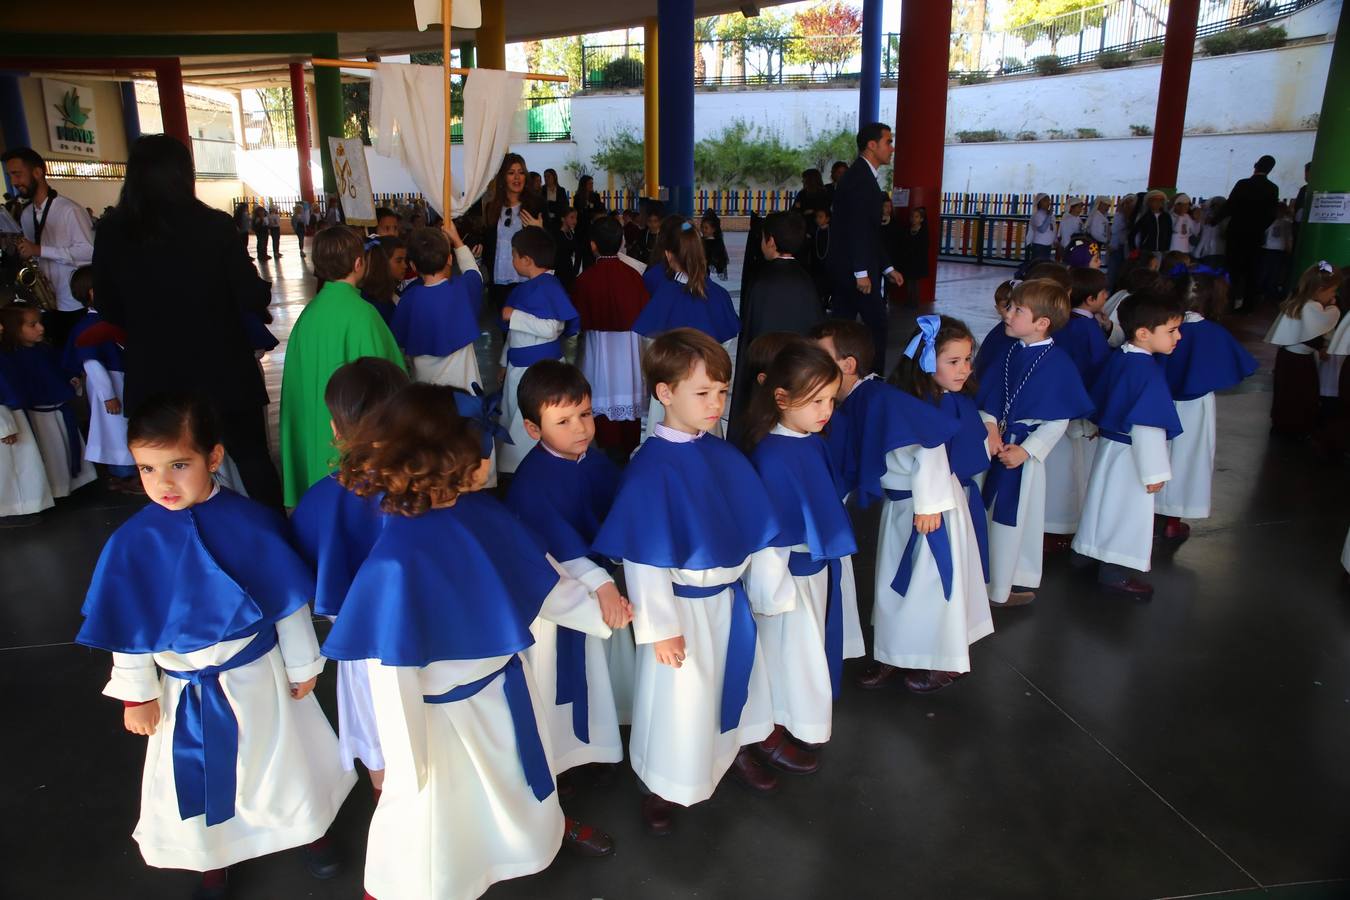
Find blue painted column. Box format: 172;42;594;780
0;74;30;194
859;0;882;126
657;0;694;217
119;80;141;145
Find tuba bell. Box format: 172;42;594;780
16;258;58;310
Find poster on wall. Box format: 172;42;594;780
328;137;376;226
42;79;100;159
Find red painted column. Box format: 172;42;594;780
155;58;192;158
1147;0;1200;191
893;0;952;304
289;62;316;203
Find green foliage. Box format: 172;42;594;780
1005;0;1107;43
342;82;371;144
1046;128;1070;139
1097;50;1133;69
1075;127;1101;139
716;11;792;80
1032;54;1064;75
591;129;646;194
785;2;863;78
563;157;588;184
601;57;644;88
1134;41;1165;59
799;126;857;174
695;121;800;190
1002;56;1025;72
1016;130;1039;141
1130;123;1153;136
1200;30;1243;55
1238;25;1288;50
959;71;992;85
523;37;585;93
955;129;1005;143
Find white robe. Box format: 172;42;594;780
751;427;864;744
981;412;1069;603
1042;418;1097;534
337;656;383;772
102;606;355;871
1156;393;1216;519
409;345;482;393
522;556;625;772
28;407;96;497
498;310;565;473
1073;424;1171;571
0;406;53;516
624;549;791;806
362;563;611;900
605;624;636;726
874;442;994;672
81;361;133;467
579;330;645;422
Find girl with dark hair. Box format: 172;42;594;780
323;384;618;897
700;210;729;279
897;206;930;307
75;392;354;899
541;167;570;230
641;215;686;295
879;315;994;694
481;153;545;311
743;340;859;773
360;235;407;328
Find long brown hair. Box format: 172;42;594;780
1279;262;1343;319
666;221;709;298
362;235;405;304
743;341;841;448
338;384;482;517
888;316;978;404
483;153;540;226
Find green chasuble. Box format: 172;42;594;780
279;280;405;506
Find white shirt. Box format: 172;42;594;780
267;212;280;228
20;191;94;312
652;422;700;443
494;204;525;285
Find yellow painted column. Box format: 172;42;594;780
643;17;659;199
478;0;506;69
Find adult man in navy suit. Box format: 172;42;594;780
825;123;904;374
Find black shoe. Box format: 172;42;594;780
303;839;342;880
192;869;228;900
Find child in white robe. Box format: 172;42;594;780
1073;291;1185;596
75;394;354;900
65;265;135;478
592;328;794;835
884;316;995;692
392;223;483;391
742;339;861;767
323;385;622;900
0;317;53;517
1266;261;1343;437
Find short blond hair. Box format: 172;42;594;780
1013;278;1071;333
642;327;732;398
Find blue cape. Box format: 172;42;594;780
506;273;579;337
592;432;785;569
361;291;397;329
76;489;316;654
323;492;558;665
241;311;279;353
1160;318;1257;400
750;433;856;561
63;311;126;376
1057;314;1111;387
642;260;670;295
937;391;991;481
1090;349;1184;439
392;273;483;357
821;395;856;500
974;321;1015;380
0;352;26;409
632;278;740;343
291;474;387;618
4;343;75;408
849;378;960;509
506;445;620;563
976;341;1094;426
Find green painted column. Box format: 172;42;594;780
1293;0;1350;274
312;33;344;196
461;42;476;68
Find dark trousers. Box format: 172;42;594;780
254;229;269;258
42;308;86;352
270;227;282;258
292;222;306;255
219;404;284;510
829;273;888;376
1226;242;1262;306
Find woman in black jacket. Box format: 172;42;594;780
541;168;570;231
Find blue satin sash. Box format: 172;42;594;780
506;339;562;368
672;580;757;733
959;476;990;582
981;421;1038;527
787;552;844;699
884;489;954;600
554;626;589;743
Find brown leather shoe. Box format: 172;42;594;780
640;793;675;836
904;669;961;694
1162;519;1191;541
756;725;820;775
1102;577;1154;598
563;817;615;857
996;590;1036;607
856;660;901;690
1043;533;1073;554
730;746;779;792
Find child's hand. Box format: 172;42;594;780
654;635;686;668
104;398;121;416
69;377;81;390
501;305;515;320
441;218;464;248
290;677;317;700
998;444;1030;468
597;582;632;629
124;699;160;736
1;434;16;445
984;421;1004;456
913;512;942;535
1146;481;1164;494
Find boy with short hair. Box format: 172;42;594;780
976;279;1094;607
374;206;400;237
498;227;580;473
391;222;482;390
592;328;794;835
506;360;631;780
1072;291;1184;597
1043;266;1113;550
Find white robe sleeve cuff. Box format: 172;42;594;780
508;309;566;340
559;556;615;593
1018;418;1069;461
744;546;795;616
0;406;17;440
275;605;325;683
1130;424;1172;485
103;652;162;702
624;561;683;645
452;244;479;276
912;445;958;515
538;554;612;638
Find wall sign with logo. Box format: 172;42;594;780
42;79;100;158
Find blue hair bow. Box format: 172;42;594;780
1191;263;1230;283
1167;263;1190;278
904;315;941;374
453;382;512;459
364;237;382;251
680;221;693;232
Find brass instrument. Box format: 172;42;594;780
16;258;58;310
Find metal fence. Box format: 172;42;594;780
192;137;238;178
579;0;1320;89
232;193;428;219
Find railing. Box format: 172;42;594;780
579;0;1321;89
192;137;238;178
448;93;572;143
233;193;427;219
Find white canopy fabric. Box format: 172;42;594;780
371;63;524;217
413;0;482;30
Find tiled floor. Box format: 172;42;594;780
4;235;1349;900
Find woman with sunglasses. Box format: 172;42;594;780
482;153;545;312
